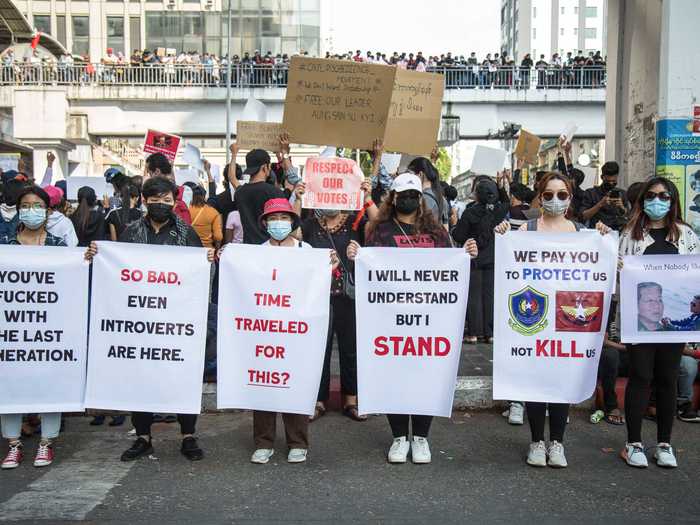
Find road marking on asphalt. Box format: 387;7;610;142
0;438;134;522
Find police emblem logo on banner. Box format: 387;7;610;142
508;286;548;335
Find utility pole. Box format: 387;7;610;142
225;0;233;164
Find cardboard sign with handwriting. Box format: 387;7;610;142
384;68;445;156
283;57;396;150
514;129;542;165
236;121;284;153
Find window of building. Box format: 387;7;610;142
57;16;66;46
560;6;565;14
107;16;125;54
34;15;51;35
586;6;598;17
130;16;141;51
532;27;536;39
560;27;564;36
532;6;536;17
585;27;597;39
72;16;89;57
574;6;579;14
573;27;578;35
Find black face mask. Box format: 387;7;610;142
601;181;617;192
476;185;498;205
147;203;174;223
395;194;421;214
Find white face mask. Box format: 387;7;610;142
542;197;570;216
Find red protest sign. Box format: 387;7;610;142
302;157;364;211
143;129;182;163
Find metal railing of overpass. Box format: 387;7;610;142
0;64;606;90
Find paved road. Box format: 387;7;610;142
0;410;697;524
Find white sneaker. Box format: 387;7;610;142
410;436;431;464
250;448;274;464
653;443;677;468
526;440;547;467
547;441;568;468
621;442;648;468
508;403;525;425
287;448;308;463
387;436;410;463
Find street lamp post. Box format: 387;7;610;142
225;0;233;165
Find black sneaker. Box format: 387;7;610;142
677;402;700;423
120;437;153;461
181;437;204;461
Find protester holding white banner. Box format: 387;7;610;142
494;172;613;469
84;177;215;463
0;186;87;469
348;173;477;464
618;177;699;469
224;198;338;465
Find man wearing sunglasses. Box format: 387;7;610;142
581;161;629;230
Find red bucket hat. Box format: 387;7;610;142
259;198;300;230
44;185;64;208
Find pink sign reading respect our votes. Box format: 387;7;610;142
302;156;364;211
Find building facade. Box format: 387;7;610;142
501;0;606;61
11;0;321;60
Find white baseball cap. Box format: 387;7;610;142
391;173;423;194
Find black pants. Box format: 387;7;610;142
598;346;621;412
132;412;197;436
525;402;569;442
625;343;683;444
387;415;433;438
467;266;494;337
317;295;358;402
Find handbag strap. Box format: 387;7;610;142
322;220;353;282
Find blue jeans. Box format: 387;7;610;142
1;413;61;440
678;356;698;404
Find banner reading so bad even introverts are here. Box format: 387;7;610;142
216;245;331;415
355;248;470;417
0;246;89;413
85;242;209;414
493;231;618;404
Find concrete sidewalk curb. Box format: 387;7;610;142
201;376;594;412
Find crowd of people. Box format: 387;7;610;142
0;131;697;472
0;47;606;89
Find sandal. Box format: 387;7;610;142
604;409;625;425
309;403;326;422
343;405;367;422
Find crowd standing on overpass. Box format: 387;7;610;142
0;46;606;89
0;122;698;472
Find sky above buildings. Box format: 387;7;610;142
320;0;500;57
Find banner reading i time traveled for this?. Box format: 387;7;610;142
0;246;89;414
216;244;331;416
493;231;618;404
85;242;209;414
355;248;470;417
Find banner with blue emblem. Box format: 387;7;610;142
493;231;618;403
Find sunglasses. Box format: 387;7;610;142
644;191;672;202
541;190;570;201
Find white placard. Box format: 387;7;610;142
67;177;107;200
85;242;209;414
210;164;221;186
381;153;402;175
560;122;578;145
182;143;204;172
620;255;700;343
319;146;336;158
355;248;470;417
470;145;508;176
242;97;268;123
175;168;201;186
216;244;331;415
493;231;618;403
0;246;89;413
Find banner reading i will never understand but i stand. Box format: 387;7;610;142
493;231;618;404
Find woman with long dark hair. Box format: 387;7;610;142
618;177;699;469
495;172;609;468
347;173;477;464
70;187;105;247
105;183;142;241
407;157;449;228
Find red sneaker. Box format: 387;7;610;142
2;442;24;469
33;442;54;468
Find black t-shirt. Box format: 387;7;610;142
105;207;143;238
233;182;285;245
581;185;628;230
302;213;366;267
643;227;678;255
